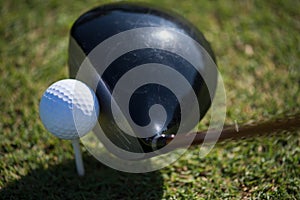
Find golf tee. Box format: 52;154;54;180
72;139;85;176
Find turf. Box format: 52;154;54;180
0;0;299;199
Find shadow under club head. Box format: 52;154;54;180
68;3;218;158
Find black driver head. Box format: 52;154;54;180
68;3;217;158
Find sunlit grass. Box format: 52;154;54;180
0;0;299;199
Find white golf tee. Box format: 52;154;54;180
72;139;85;176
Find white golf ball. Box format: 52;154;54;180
39;79;100;140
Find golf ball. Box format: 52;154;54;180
39;79;99;140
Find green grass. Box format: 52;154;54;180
0;0;299;199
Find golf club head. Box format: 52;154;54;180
68;3;218;159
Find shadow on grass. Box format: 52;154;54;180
0;154;164;200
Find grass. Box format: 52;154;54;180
0;0;299;199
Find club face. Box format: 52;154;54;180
68;3;218;158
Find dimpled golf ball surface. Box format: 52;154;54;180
39;79;99;140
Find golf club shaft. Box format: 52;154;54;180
166;113;300;148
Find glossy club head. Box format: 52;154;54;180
68;3;218;156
